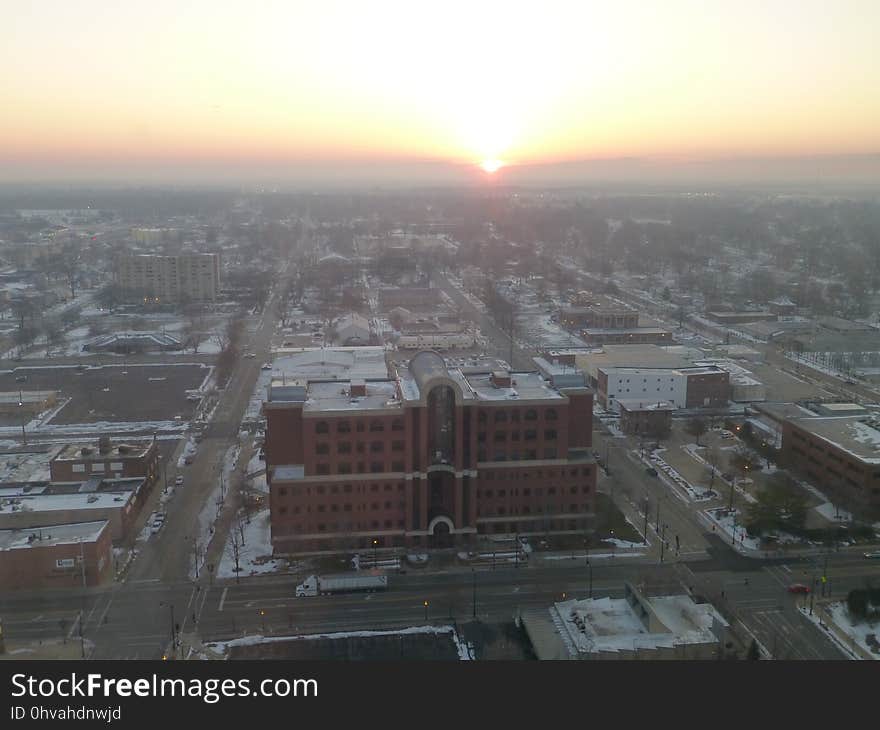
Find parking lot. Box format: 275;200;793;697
1;363;211;425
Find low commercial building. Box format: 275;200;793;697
782;415;880;516
82;332;182;353
559;304;638;330
597;365;729;412
0;477;147;542
581;327;672;346
334;313;372;345
522;582;729;660
618;400;673;438
706;311;778;325
50;436;160;485
0;520;112;590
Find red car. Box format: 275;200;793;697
787;583;810;594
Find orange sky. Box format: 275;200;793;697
2;0;879;180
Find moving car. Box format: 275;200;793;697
261;363;272;370
244;352;257;359
175;475;184;486
864;551;880;559
787;583;810;594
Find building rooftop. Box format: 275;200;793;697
0;520;109;551
53;440;155;462
269;347;389;381
0;478;142;514
525;583;727;659
617;399;675;412
788;415;880;464
575;345;690;376
302;380;401;413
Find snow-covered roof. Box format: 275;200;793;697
789;415;880;464
0;519;109;550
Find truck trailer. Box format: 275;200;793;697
295;572;388;597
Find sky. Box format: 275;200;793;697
2;0;879;185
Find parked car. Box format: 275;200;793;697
261;363;272;370
15;375;27;383
175;475;184;486
244;353;257;359
787;583;810;594
645;467;659;477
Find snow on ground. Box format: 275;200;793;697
605;537;645;549
800;602;880;659
205;625;474;660
648;449;718;502
815;502;853;523
702;507;762;553
190;443;241;578
177;437;197;467
218;508;284;578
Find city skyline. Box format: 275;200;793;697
3;0;880;184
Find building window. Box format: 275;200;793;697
525;409;537;421
371;462;383;473
370;441;384;453
338;463;351;474
392;461;404;472
494;411;508;423
316;443;329;455
524;429;537;441
545;409;558;421
369;421;384;432
315;421;329;434
338;442;352;454
544;429;557;441
544;448;557;459
392;419;404;432
391;440;405;452
494;431;506;443
72;464;86;473
316;464;330;475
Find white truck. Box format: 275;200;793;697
295;572;388;597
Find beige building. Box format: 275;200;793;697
115;252;220;302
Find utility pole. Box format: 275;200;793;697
643;496;649;545
79;538;86;658
472;569;476;619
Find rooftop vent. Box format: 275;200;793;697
490;370;511;388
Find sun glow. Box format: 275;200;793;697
480;159;503;174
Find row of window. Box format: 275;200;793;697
477;503;586;516
277;483;405;497
477;449;556;461
478;429;557;443
315;419;405;435
286;521;406;533
315;440;405;455
314;461;405;475
277;501;406;515
71;462;125;473
478;485;590;498
478;409;556;424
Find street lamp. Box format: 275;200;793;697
424;600;429;622
584;538;593;598
372;538;378;568
18;390;26;446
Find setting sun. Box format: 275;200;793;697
480;159;503;174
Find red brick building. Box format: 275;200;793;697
265;351;596;552
0;520;112;591
50;436;159;485
618;400;673;438
782;416;880;517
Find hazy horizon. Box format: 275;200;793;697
2;0;879;187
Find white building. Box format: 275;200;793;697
599;367;687;411
334;313;371;345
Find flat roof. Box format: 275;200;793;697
269;347;389;381
303;380;401;413
583;327;670;335
788;416;880;464
54;441;154;461
0;520;109;550
575;345;690;374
